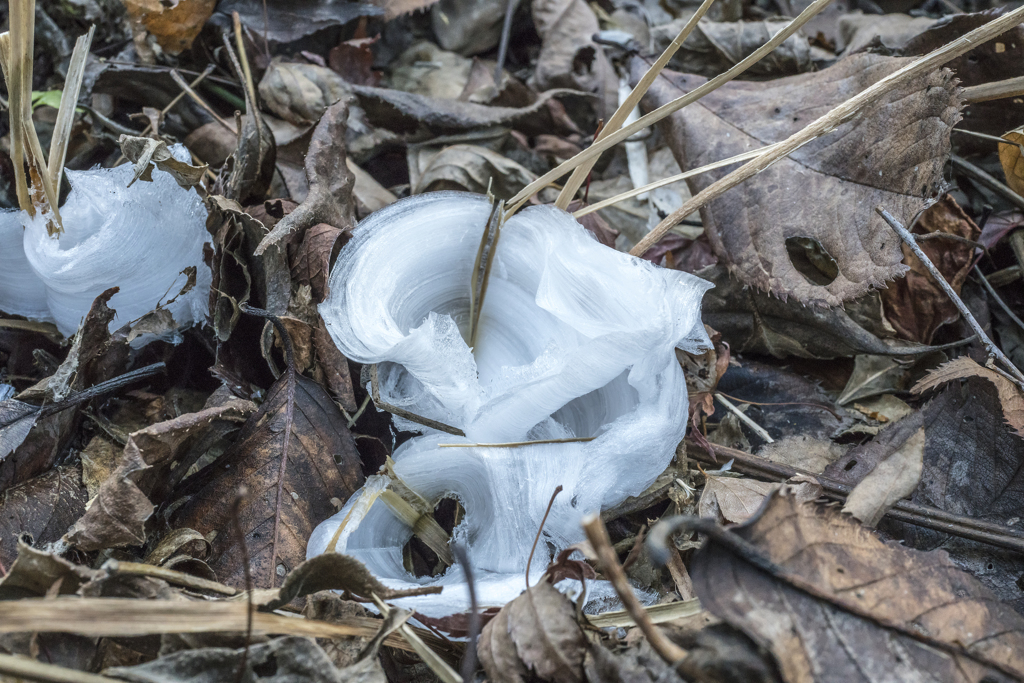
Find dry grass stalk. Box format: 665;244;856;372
47;26;94;192
554;0;717;209
504;0;836;217
628;4;1024;257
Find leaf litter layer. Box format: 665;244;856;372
1;0;1024;681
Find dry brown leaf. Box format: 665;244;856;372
642;52;961;307
118;135;207;189
170;371;364;588
0;465;88;569
842;423;925;528
912;356;1024;437
370;0;441;21
124;0;214;55
66;398;255;551
411;144;537;199
255;99;356;257
690;488;1024;682
879;195;980;344
999;125;1024;197
699;475;777;525
291;224;351;305
479;580;586;683
530;0;616;119
0;543;97;599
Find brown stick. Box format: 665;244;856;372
629;5;1024;257
582;513;688;665
963;75;1024;103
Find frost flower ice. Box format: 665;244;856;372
0;146;211;339
310;191;712;616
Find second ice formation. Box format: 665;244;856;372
0;146;211;339
310;191;712;616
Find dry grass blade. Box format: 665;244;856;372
469;198;503;348
48;25;94;191
572;143;778;218
629;4;1024;257
0;597;449;653
373;595;463;683
505;0;836;216
554;0;717;209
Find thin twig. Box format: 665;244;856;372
974;265;1024;333
582;514;688;666
169;69;237;134
555;0;717;209
106;561;238;596
876;206;1024;387
962;74;1024;103
709;391;841;419
572;143;778;218
504;0;835;216
628;5;1024;256
686;440;1024;554
368;364;466;436
950;154;1024;213
526;485;563;589
494;0;518;84
438;437;596;448
452;544;480;681
713;393;774;443
371;595;463;683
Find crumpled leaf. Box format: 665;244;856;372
999;125;1024;197
530;0;616;119
838;13;938;54
652;17;812;78
217;0;381;46
106;635;377;683
699;475;778;524
66;396;255;551
411;143;537;199
124;0;214;55
690;488;1024;683
642;52;961;306
0;542;97;599
291;224;350;304
0;465;88;569
431;0;507;55
260;553;442;611
912;357;1024;436
0;398;41;461
390;41;474;100
171;371;364;588
118;135;207;189
837;354;914;405
699;265;943;359
255;99;356;257
840;415;926;527
479;579;586;683
879;195;979;344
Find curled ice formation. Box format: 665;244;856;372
0;147;211;339
310;192;712;616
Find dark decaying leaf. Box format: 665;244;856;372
291;223;350;304
479;579;586;683
651;17;812;78
698;265;942;359
118;135;207;189
66;396;255;551
260;553;442;611
255;99;356;257
0;465;88;569
313;317;357;412
0;542;97;599
0;399;40;461
911;356;1024;437
640;52;961;306
171;371;364;588
217;0;381;46
879;195;980;344
893;378;1024;610
840;416;925;528
106;635;370;683
690;488;1024;683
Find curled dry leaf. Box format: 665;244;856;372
841;417;926;528
255;99;356;257
0;465;88;569
118;135;207;189
412;144;537;199
479;579;587;683
911;356;1024;437
66;397;255;551
879;195;980;344
641;52;961;307
170;370;364;588
291;224;351;304
690;488;1024;682
999;125;1024;197
123;0;215;55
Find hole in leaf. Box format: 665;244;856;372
843;459;858;472
786;236;839;286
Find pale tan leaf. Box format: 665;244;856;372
912;356;1024;436
843;426;925;527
